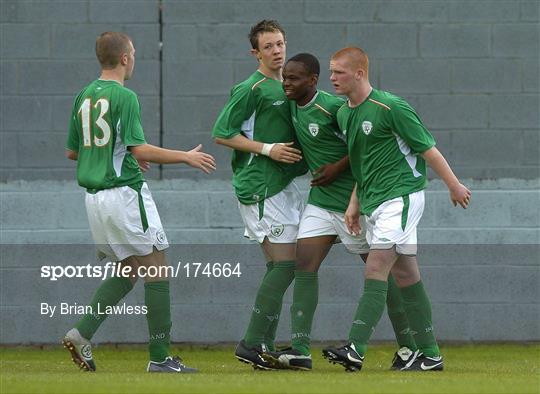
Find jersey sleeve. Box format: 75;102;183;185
335;104;347;135
390;98;435;154
120;91;146;147
66;102;80;152
212;83;255;139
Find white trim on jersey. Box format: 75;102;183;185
113;119;127;177
393;132;422;178
241;111;256;165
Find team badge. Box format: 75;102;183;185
362;121;373;135
156;229;167;244
270;224;284;237
308;123;319;137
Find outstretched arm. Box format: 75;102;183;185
214;134;302;164
130;143;216;174
421;146;471;208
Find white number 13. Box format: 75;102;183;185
79;98;111;147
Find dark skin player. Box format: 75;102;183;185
282;59;368;272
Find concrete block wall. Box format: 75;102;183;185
1;0;539;180
1;178;539;344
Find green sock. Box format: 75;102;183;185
244;260;296;348
75;276;133;340
145;281;172;362
262;262;279;351
348;279;388;356
291;271;318;356
387;275;417;351
401;281;440;357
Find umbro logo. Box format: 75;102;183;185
272;100;285;106
81;345;92;359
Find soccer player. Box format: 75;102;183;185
212;20;307;370
63;32;215;373
322;47;471;372
261;53;417;371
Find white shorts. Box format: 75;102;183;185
238;181;304;244
365;190;424;256
85;182;169;261
298;204;370;255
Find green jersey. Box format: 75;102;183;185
212;71;307;205
337;89;436;215
290;90;355;213
66;80;146;192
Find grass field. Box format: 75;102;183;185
1;343;539;393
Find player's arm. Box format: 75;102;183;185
214;134;302;164
65;149;78;161
421;146;471;209
344;183;361;236
130;143;216;174
311;155;349;187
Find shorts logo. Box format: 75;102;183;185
362;121;373;135
270;224;284;237
156;229;166;244
308;123;319;137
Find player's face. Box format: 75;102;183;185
253;31;286;72
282;61;316;102
329;57;355;96
124;41;135;81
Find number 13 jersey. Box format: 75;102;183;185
66;79;146;192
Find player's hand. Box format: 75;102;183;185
185;144;216;174
269;142;302;163
137;159;150;172
449;183;471;209
311;163;341;187
345;200;361;236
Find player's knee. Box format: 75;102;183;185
364;263;389;281
295;257;318;272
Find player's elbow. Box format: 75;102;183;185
65;150;78;161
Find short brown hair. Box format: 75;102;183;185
95;32;132;69
248;20;285;50
332;47;369;75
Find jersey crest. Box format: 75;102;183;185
362;121;373;135
308;123;319;137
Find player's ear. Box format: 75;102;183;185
120;52;128;66
250;48;261;61
311;74;319;86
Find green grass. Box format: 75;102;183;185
1;344;539;393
